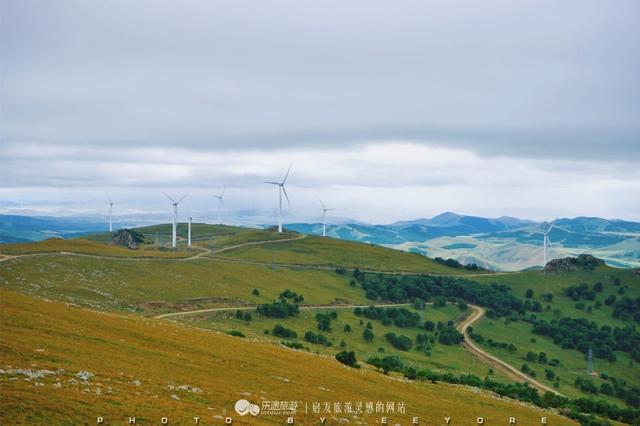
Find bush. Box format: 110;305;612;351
257;300;299;318
227;330;245;337
363;327;374;342
384;333;412;351
272;324;297;338
437;325;464;345
335;351;359;368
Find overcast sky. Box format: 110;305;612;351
1;0;639;223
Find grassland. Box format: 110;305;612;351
178;304;508;381
0;289;574;425
0;238;192;258
472;266;640;401
0;254;368;315
213;234;479;274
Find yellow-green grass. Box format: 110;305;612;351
0;255;367;314
180;304;510;382
214;235;480;274
474;318;637;404
0;289;575;425
0;238;192;258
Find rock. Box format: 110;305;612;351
111;229;147;249
75;370;94;381
544;254;604;273
131;380;142;386
171;394;180;400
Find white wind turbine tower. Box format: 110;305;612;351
319;200;335;237
162;192;188;249
188;216;192;247
543;222;555;267
214;190;225;225
106;193;114;232
264;164;292;233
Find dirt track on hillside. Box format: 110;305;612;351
457;305;562;395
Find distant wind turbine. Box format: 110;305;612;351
188;217;192;247
106;193;114;232
214;190;225;225
163;192;188;248
543;222;555;267
319;199;335;237
264;164;292;233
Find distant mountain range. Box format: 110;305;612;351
286;212;640;271
2;212;639;271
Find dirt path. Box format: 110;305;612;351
457;304;562;395
155;302;412;319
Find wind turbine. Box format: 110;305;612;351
264;164;292;233
319;200;335;237
163;192;188;249
106;193;114;232
188;217;192;247
214;190;225;225
543;222;555;267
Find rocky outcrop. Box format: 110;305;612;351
110;229;146;249
544;254;604;273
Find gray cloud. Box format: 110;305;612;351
2;0;639;160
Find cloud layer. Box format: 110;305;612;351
1;1;639;222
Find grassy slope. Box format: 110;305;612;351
214;235;478;274
0;289;574;425
0;238;191;258
0;255;368;315
181;304;504;380
473;266;640;401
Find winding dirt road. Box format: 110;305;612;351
458;305;562;395
155;302;411;319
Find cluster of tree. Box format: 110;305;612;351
531;316;640;362
599;373;640;408
416;371;639;424
353;306;420;328
358;273;523;317
520;364;537;378
304;331;332;346
315;311;338;331
564;282;601;301
279;289;304;303
367;355;404;374
362;322;374;342
335;350;359;368
469;332;517;352
415;333;435;355
256;300;299;318
612;296;640;323
272;324;297;338
365;355;639;424
433;257;485;271
235;310;252;321
437;324;464;345
384;332;413;351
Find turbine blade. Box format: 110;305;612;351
319;199;325;209
177;194;188;204
282;185;291;208
281;163;292;185
106;192;112;203
221;189;225;198
162;192;176;203
264;181;280;185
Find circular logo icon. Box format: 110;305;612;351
234;399;251;416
